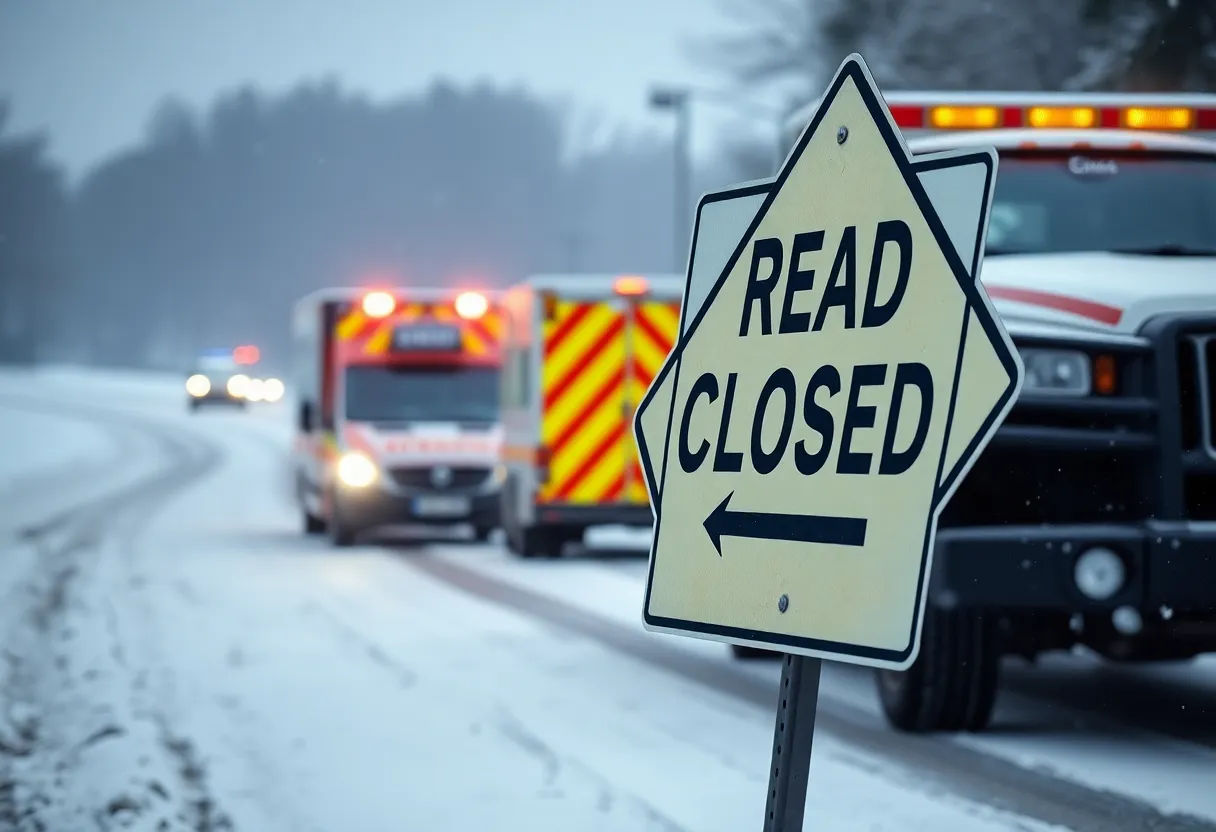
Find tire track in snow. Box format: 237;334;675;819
406;553;1216;832
0;396;233;831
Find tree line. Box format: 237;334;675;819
0;0;1210;372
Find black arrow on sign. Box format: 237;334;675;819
703;492;869;556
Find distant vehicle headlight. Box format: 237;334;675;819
263;378;285;402
227;374;250;398
1019;348;1090;397
246;378;266;402
493;463;507;484
186;374;211;397
337;452;377;487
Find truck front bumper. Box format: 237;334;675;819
932;523;1216;615
336;487;501;531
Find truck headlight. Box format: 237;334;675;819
337;452;377;487
186;374;210;397
1019;348;1090;397
227;373;250;398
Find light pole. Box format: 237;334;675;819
649;86;790;271
648;86;692;273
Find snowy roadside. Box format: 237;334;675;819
0;380;115;491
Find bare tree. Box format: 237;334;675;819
1074;0;1216;90
696;0;1093;95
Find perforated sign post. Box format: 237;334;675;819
633;54;1023;830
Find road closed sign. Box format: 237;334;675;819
637;54;1024;670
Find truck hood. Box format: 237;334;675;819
981;252;1216;338
343;421;502;467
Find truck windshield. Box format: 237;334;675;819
985;153;1216;256
343;365;500;423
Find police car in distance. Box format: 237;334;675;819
770;92;1216;734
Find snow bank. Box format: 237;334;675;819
0;375;114;488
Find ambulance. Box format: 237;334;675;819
292;287;505;547
499;274;682;557
770;92;1216;733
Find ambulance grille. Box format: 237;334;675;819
389;466;493;491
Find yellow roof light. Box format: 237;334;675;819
1124;107;1193;130
1027;106;1097;129
929;106;1000;129
613;275;650;297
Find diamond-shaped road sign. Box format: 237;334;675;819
634;54;1024;671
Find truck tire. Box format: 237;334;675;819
875;608;1000;733
328;492;357;548
303;511;326;535
513;525;562;559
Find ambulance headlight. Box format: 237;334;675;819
263;378;285;402
186;374;211;397
1019;348;1090;397
226;374;250;398
246;378;266;402
337;452;378;488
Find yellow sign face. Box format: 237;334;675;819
635;55;1023;670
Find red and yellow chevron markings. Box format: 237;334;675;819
336;299;504;358
625;301;680;503
540;299;628;504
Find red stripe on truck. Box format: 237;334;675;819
985;286;1123;326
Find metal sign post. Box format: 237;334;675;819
762;655;822;832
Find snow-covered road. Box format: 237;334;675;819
1;367;1213;831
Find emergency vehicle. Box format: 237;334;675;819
767;92;1216;734
499;274;682;557
291;287;505;547
185;346;261;410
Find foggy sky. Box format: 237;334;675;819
0;0;750;176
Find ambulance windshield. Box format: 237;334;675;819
985;153;1216;256
343;365;499;424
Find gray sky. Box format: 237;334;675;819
0;0;778;177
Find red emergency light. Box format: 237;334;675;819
454;290;489;320
233;345;260;364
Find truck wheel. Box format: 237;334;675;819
303;511;326;535
330;520;357;548
328;493;357;548
875;608;1000;733
515;526;562;559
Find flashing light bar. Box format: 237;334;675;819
362;291;396;318
233;344;260;365
885;103;1216;132
614;275;650;297
454;290;489;320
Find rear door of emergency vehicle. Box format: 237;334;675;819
500;274;682;558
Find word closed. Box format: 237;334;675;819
678;218;935;480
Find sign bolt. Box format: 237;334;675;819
837;126;848;144
778;594;790;613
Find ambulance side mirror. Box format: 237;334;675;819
300;401;315;433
